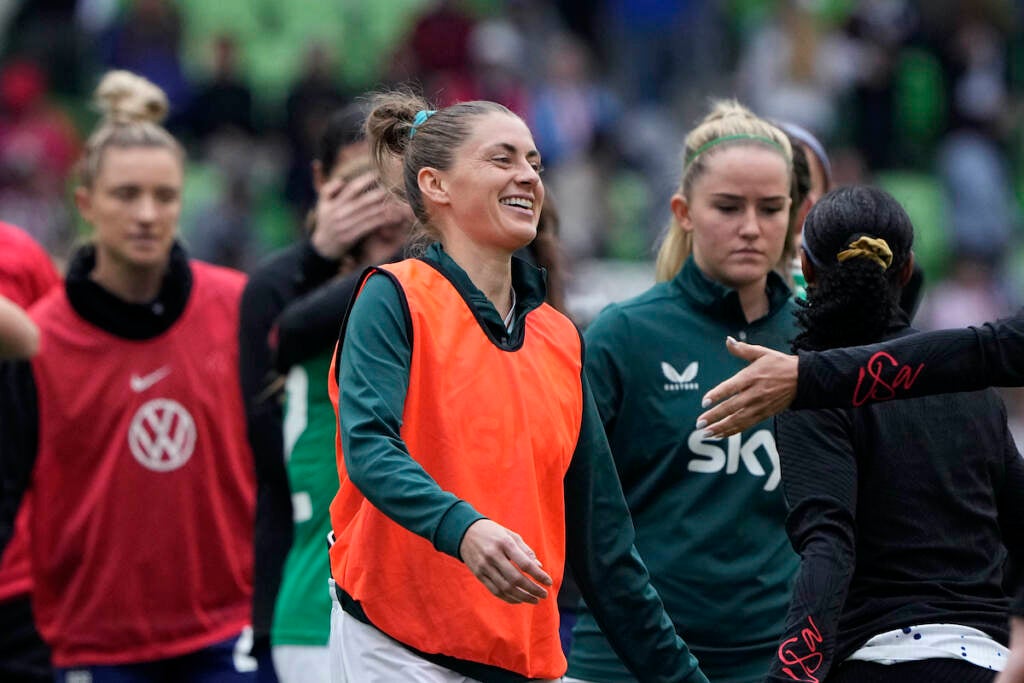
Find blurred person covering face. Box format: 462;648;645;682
672;145;790;299
75;145;182;277
424;111;544;255
314;139;371;190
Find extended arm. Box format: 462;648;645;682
700;313;1024;437
997;420;1024;683
765;408;858;683
274;272;358;372
0;296;38;359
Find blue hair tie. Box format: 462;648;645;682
409;110;436;139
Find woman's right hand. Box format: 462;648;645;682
697;337;799;437
310;173;392;261
459;519;552;604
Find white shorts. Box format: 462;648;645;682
328;584;563;682
272;644;330;683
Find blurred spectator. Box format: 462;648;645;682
283;44;349;217
433;18;530;115
188;170;257;271
504;0;573;80
841;0;919;169
0;61;79;182
738;1;856;140
4;0;92;96
183;35;257;147
0;60;79;260
934;2;1018;267
936;127;1018;266
529;33;620;260
550;0;602;55
400;0;476;94
529;34;618;168
598;0;726;109
100;0;190;117
940;2;1013;133
917;256;1013;331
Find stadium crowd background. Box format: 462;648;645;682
4;0;1024;418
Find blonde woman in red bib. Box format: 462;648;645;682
0;70;258;682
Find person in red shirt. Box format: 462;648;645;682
0;221;59;681
0;70;258;683
0;221;60;309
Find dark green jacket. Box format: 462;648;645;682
568;256;799;683
336;243;709;683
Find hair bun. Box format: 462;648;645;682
94;70;168;125
703;99;758;124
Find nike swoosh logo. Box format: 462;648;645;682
130;366;171;393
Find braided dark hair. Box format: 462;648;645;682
793;186;914;352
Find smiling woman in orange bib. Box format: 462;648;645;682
325;90;709;683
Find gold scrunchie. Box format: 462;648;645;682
836;236;893;270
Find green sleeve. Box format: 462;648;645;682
582;304;628;431
564;368;709;683
338;273;486;559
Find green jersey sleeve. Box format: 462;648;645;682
338;272;485;559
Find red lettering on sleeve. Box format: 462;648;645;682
777;616;824;683
852;351;924;407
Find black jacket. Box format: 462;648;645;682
238;239;340;637
767;320;1024;682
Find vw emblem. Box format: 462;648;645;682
128;399;197;472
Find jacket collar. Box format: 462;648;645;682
65;242;192;340
420;241;549;348
670;255;791;324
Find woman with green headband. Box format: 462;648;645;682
566;100;798;683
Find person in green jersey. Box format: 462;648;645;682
566;101;799;683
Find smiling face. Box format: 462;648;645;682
425;111;544;254
76;145;183;273
674;145;791;292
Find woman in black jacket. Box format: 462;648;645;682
765;186;1024;682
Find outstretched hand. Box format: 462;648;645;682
696;337;798;438
459;519;552;605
